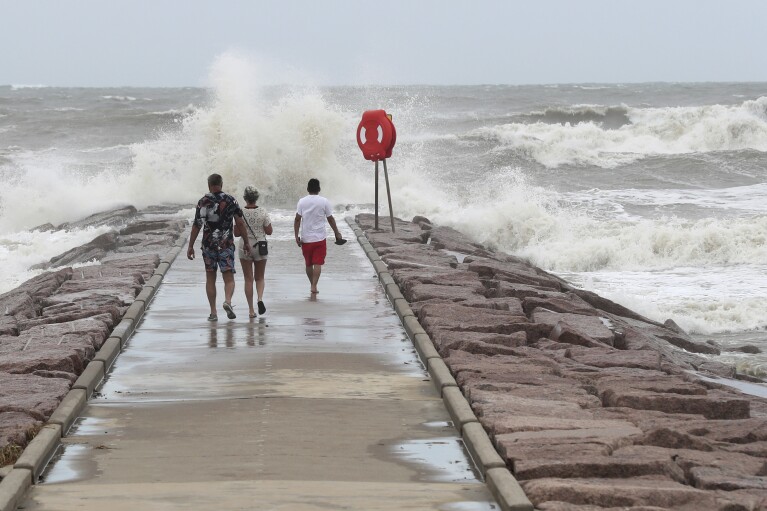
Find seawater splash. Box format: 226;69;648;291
126;53;367;208
469;97;767;168
0;227;111;294
0;53;368;233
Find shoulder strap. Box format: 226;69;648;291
242;212;258;241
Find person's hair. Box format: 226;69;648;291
307;178;320;194
243;185;260;204
208;173;223;187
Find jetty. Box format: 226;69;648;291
2;206;767;510
2;213;510;510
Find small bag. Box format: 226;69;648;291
242;214;267;256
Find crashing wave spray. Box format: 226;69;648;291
127;52;368;209
471;97;767;168
0;53;368;233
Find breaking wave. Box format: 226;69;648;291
472;97;767;168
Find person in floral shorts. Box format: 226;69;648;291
187;173;251;321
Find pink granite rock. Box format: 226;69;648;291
428;329;528;356
533;310;615;346
0;411;40;463
53;276;142;303
0;345;88;375
0;316;18;336
568;287;664;325
19;305;121;330
601;388;750;420
404;283;487;304
521;477;723;509
355;215;767;509
486;281;565;301
473;262;563;291
567;347;662;371
56;205;137;230
427;225;496;257
523;293;600;317
471;388;594;421
382;248;458;270
0;372;71;420
513;449;685;482
418;302;533;337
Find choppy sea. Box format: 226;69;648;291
2;61;766;375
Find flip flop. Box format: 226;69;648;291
222;302;236;319
249;312;257;319
207;314;218;321
257;301;266;315
334;239;347;245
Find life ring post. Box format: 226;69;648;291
374;160;379;231
357;109;397;233
382;158;395;233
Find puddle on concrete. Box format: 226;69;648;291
69;416;122;436
694;372;767;398
39;444;98;484
390;436;480;483
439;502;498;511
423;421;452;429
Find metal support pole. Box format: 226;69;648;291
382;158;395;232
374;160;379;230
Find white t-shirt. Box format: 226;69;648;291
296;194;333;243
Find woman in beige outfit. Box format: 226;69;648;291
238;186;273;318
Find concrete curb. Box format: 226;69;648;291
92;337;121;371
486;468;534;511
462;422;506;475
0;241;183;502
13;425;61;483
72;360;105;397
427;358;458;394
109;318;136;349
442;386;479;434
0;469;31;511
47;389;87;435
346;217;533;511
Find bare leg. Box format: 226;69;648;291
205;271;217;316
241;259;255;316
255;260;267;301
222;270;235;306
305;265;312;284
310;264;322;294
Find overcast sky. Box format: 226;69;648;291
2;0;766;87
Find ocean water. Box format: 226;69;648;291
2;59;767;375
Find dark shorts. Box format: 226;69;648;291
301;239;327;266
202;246;237;273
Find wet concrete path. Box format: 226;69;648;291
22;215;497;510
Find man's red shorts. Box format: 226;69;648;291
301;239;327;266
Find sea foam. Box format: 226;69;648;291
471;97;767;168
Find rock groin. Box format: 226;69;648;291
356;213;767;511
0;206;186;469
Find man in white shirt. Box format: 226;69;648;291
294;178;344;294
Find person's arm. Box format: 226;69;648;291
264;213;273;236
294;214;302;246
187;224;201;260
325;199;342;241
235;215;251;254
327;215;343;241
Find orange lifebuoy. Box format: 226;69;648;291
356;110;396;161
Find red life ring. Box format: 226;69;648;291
356;110;395;161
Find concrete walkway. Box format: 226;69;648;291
20;215;497;510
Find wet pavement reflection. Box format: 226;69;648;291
28;213;497;510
